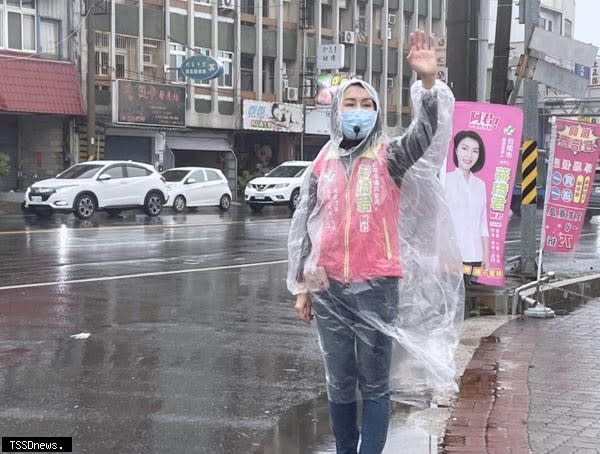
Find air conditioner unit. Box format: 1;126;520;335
143;53;153;65
284;87;299;102
219;0;235;10
386;77;394;89
388;14;396;25
341;30;356;45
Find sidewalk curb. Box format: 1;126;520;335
441;272;600;453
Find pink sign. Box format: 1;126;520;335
543;118;600;252
444;102;523;287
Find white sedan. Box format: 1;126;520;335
162;167;232;213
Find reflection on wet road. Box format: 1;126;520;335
0;208;326;453
0;207;599;453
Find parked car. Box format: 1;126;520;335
23;160;168;219
161;167;232;213
244;161;311;213
585;166;600;222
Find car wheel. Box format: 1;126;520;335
173;195;186;213
584;211;594;223
105;208;122;217
73;193;96;219
288;189;301;212
249;203;264;213
144;191;163;216
219;194;231;211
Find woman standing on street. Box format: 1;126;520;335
287;30;464;454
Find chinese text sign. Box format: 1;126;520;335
543;118;600;253
445;102;523;287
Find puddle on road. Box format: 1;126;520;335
254;393;439;454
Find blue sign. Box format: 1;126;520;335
574;63;591;80
180;55;224;81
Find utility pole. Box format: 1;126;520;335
447;0;479;100
519;0;540;275
489;0;512;104
86;0;96;160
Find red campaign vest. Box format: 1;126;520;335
312;142;403;283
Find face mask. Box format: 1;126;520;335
341;108;377;140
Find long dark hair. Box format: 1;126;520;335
452;130;485;173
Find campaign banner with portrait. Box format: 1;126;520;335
543;118;600;253
242;100;304;133
444;102;523;287
117;80;185;127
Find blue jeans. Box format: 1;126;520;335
312;278;399;454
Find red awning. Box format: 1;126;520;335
0;56;86;116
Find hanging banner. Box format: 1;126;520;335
543;118;600;253
444;102;524;287
242;100;304;133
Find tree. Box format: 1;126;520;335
0;153;9;178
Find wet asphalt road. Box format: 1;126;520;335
0;206;599;453
0;206;325;453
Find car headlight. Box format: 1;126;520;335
53;185;78;191
274;183;289;189
36;187;56;194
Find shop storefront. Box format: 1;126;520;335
237;99;303;190
0;58;85;190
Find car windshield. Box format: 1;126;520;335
162;170;190;182
266;165;307;178
57;164;103;179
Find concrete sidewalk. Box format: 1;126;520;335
443;277;600;453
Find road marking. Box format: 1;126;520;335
0;259;289;291
0;218;290;236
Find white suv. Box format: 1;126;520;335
23;160;169;219
244;161;311;213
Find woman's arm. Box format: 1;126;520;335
287;171;318;294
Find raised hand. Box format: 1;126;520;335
407;29;437;88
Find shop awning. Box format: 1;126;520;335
167;136;232;152
0;57;85;116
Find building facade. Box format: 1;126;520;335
81;0;446;195
0;0;85;190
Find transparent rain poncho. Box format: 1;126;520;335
287;79;464;405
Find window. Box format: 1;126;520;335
115;54;126;79
241;0;254;14
241;54;254;91
196;47;234;88
263;57;275;94
169;43;186;82
2;0;35;52
321;4;332;28
189;170;206;183
217;50;233;88
96;50;109;75
126;165;151;177
404;14;412;42
40;18;60;57
564;19;572;38
102;166;125;179
206;170;221;181
358;4;367;35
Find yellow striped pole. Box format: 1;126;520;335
521;140;538;205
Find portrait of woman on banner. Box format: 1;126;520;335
445;130;490;283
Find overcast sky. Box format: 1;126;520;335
574;0;600;48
